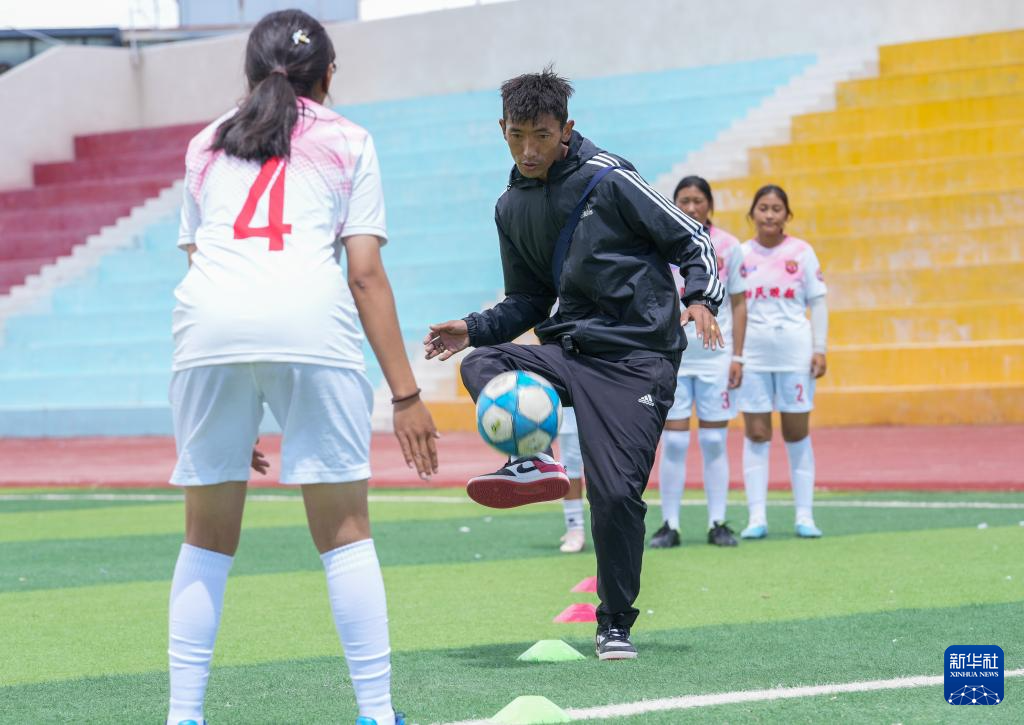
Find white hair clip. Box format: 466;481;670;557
292;29;310;45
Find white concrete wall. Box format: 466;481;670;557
1;0;1022;188
0;46;141;188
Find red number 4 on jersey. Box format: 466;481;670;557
234;157;292;251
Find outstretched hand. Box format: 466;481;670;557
423;319;470;361
393;398;440;481
681;303;725;350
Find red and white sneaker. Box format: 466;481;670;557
467;453;570;509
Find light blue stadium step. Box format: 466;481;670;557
0;54;816;435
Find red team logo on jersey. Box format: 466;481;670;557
785;260;799;274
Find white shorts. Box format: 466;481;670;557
739;370;815;414
667;371;737;422
169;362;373;486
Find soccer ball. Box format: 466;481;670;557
476;370;562;457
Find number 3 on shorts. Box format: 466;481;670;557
234;157;292;251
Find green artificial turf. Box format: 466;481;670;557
1;490;1022;723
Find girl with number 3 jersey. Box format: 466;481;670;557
739;185;828;540
167;10;432;725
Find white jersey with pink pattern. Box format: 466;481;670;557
740;236;827;372
172;99;386;372
672;224;747;377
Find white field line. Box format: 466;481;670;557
1;493;1024;510
440;668;1024;724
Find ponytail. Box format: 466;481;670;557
211;9;335;164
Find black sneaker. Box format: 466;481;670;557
707;521;738;547
595;625;638;660
649;522;680;548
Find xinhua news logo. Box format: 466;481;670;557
945;645;1003;705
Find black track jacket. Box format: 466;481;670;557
464;131;725;359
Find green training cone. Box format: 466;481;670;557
517;639;586;663
491;695;572;724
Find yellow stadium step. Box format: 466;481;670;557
749;122;1024;174
825;262;1024;310
813;383;1024;425
428;381;1024;432
791;94;1024;143
713;190;1024;239
836;63;1024;108
714;153;1024;210
819;341;1024;388
829;301;1024;346
811;225;1023;274
879;29;1024;75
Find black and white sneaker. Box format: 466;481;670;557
466;452;569;509
595;625;638;660
707;521;738;547
649;522;680;548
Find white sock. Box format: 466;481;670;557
699;428;729;528
743;438;770;526
167;543;233;725
658;430;689;530
322;539;394;725
563;497;585;531
786;436;816;524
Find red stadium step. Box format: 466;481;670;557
0;256;56;293
73;122;206;159
0;231;84;261
34;153;183;186
0;202;134;235
0;177;172;212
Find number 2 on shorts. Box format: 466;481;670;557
795;383;804;403
234;157;292;251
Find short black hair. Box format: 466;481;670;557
673;175;714;213
500;65;574;126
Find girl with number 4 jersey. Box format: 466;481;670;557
738;185;828;540
168;10;433;725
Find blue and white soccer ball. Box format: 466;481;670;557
476;370;562;457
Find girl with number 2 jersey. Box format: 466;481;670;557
738;185;828;540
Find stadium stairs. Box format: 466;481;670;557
706;29;1024;425
0;55;828;436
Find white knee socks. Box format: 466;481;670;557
698;428;729;528
743;438;770;526
786;436;816;524
658;430;689;530
322;539;394;725
167;543;234;724
563;498;584;531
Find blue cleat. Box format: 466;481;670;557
173;721;205;725
795;522;823;538
740;523;767;539
356;711;406;725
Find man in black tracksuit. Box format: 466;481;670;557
424;69;724;659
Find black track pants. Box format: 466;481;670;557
461;342;676;628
